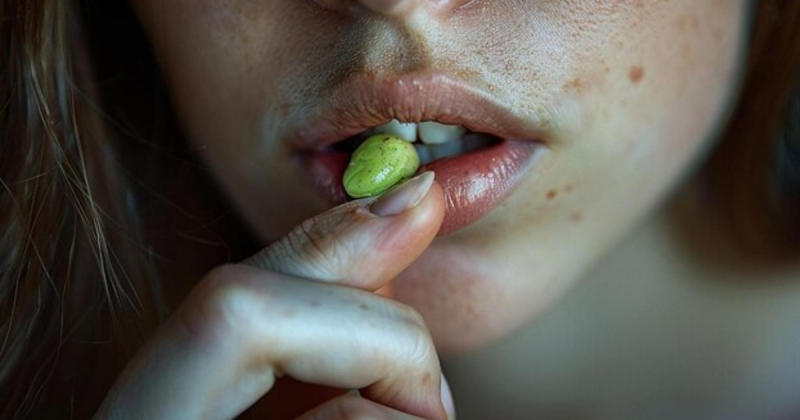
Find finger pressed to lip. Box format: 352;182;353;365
245;175;444;291
95;170;448;419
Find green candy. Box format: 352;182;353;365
343;134;420;198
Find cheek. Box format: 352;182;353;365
402;2;747;353
565;1;746;172
549;4;746;253
458;1;747;243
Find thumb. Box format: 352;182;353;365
245;171;444;290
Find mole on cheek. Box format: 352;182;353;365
629;65;645;84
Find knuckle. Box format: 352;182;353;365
284;218;348;279
179;264;276;343
298;218;337;262
387;304;438;366
393;303;429;333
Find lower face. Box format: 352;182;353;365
131;0;749;353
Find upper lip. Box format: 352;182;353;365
291;72;549;151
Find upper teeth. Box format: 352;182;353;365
371;120;468;145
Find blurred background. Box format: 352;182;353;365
443;202;800;420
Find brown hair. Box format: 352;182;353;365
705;0;800;260
1;0;799;417
0;1;161;418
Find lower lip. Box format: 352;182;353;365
299;140;541;235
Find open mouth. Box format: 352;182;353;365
330;120;502;166
300;119;541;235
291;73;547;235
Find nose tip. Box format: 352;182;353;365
313;0;466;18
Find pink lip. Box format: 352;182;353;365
422;140;541;235
300;140;542;235
291;73;548;151
290;72;549;235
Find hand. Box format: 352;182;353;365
94;173;455;420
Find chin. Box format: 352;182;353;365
384;244;529;354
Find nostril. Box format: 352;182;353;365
357;0;413;15
310;0;418;17
309;0;357;14
311;0;473;18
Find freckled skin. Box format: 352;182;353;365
130;0;750;352
343;135;420;198
629;65;646;84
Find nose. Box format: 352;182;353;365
313;0;468;18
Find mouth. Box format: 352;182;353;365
292;73;548;235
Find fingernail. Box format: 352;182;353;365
370;172;435;217
441;373;456;420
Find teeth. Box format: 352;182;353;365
462;133;497;153
418;122;467;145
374;119;417;142
429;141;464;160
369;120;469;145
415;144;433;165
362;120;477;165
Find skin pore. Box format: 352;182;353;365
129;0;750;354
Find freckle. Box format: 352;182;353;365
359;303;370;311
629;66;645;84
564;77;585;93
564;185;574;193
547;190;558;200
421;372;432;386
310;300;321;308
571;212;583;223
674;15;699;32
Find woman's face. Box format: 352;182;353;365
131;0;749;353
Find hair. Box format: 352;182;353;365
0;1;162;418
1;0;799;418
704;0;800;260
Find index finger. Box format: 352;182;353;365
244;172;444;291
